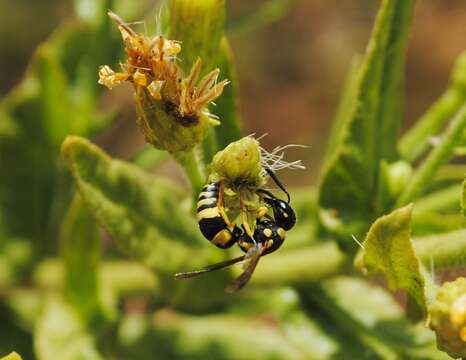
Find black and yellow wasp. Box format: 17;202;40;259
175;168;296;292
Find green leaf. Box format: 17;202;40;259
399;51;466;162
462;178;466;219
226;0;298;37
59;195;101;323
0;9;121;255
414;229;466;269
61;136;201;270
396;106;466;207
130;146;167;170
355;204;427;321
33;44;71;147
209;37;242;156
412;212;464;236
74;0;113;26
168;0;225;73
318;0;415;249
61;136;233;310
147;310;305;360
414;184;464;214
300;277;448;359
253;242;347;287
34;297;103;360
322;55;361;164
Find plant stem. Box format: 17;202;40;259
172;148;206;202
414;229;466;269
398;88;465;162
253;242;348;286
413;184;463;213
396;106;466;207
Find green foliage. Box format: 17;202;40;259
0;0;466;359
35;297;103;360
59;195;101;323
399;51;466;162
355;204;427;321
318;0;415;250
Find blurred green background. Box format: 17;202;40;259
0;1;466;359
1;0;465;185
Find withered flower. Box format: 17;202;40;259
98;11;228;153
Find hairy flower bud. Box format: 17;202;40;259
429;277;466;358
98;11;228;153
210;137;264;189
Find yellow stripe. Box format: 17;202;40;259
196;207;220;221
199;191;215;199
197;198;216;207
212;230;233;246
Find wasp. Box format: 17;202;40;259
175;168;296;292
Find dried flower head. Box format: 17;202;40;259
98;11;228;152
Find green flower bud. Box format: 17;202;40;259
429;277;466;358
386;161;413;198
209;137;265;189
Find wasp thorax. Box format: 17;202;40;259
98;11;228;153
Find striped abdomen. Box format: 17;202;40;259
196;182;236;249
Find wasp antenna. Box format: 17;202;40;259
175;255;245;279
264;167;291;203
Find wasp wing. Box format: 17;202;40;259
225;244;264;293
175;255;245;279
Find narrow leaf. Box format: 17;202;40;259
210;37;242;154
396;106;466;207
59;195;101;323
462;178;466;219
168;0;225;73
414;229;466;269
35;297;103;360
355;204;427;321
62;136;202;272
62;137;235;311
301;277;444;359
318;0;415;249
322;55;361;164
399;51;466;162
226;0;298;37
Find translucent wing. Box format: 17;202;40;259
175;255;245;279
225;244;264;293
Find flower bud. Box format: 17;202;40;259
429;277;466;358
98;11;228;153
386;161;412;198
209;137;265;189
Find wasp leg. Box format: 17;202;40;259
217;180;235;228
240;198;255;242
256;206;268;219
